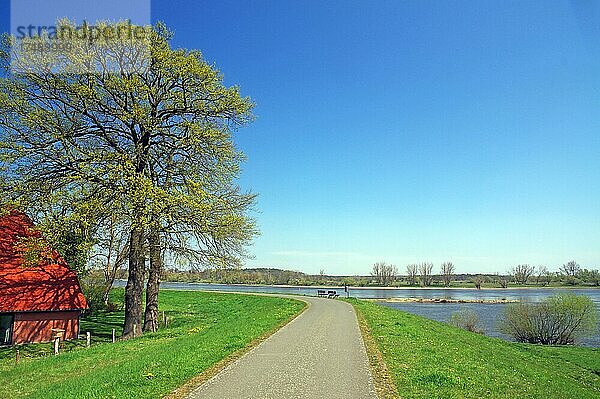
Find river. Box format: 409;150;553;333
115;281;600;347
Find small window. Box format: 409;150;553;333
0;314;14;345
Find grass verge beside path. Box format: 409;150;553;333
347;298;600;399
353;300;400;399
0;290;305;399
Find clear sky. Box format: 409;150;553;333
2;1;599;275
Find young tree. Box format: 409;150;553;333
90;214;130;306
0;21;256;337
536;265;550;286
497;274;509;288
406;264;418;286
440;261;455;287
419;262;434;287
473;275;484;290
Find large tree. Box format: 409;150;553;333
406;264;418;286
440;261;454;287
371;262;397;286
0;21;257;337
418;262;434;287
560;261;581;285
510;264;535;285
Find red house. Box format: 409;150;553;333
0;211;88;345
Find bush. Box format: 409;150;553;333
498;294;598;345
450;308;482;333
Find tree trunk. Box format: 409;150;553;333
123;226;145;339
143;228;162;333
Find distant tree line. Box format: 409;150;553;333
163;267;311;286
507;261;599;287
156;260;599;289
365;260;599;288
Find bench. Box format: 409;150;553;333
317;290;339;298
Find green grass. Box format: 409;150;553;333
348;298;600;399
0;290;305;399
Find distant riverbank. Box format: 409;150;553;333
117;279;600;291
374;297;519;304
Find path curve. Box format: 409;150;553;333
187;295;377;399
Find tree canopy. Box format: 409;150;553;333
0;21;257;336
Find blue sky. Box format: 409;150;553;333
2;1;599;274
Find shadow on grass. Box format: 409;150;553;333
0;310;125;362
80;311;124;340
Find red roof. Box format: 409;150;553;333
0;211;88;313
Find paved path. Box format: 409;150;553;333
187;295;377;399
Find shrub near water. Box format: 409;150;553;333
499;293;598;345
450;308;482;333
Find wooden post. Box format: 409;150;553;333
86;332;91;348
15;349;19;365
133;324;137;338
162;311;166;326
53;337;60;355
112;328;116;343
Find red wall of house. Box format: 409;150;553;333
13;311;80;344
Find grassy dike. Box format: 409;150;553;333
0;290;305;399
347;298;600;399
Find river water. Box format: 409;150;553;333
117;281;600;347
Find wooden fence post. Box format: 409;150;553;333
162;311;166;326
86;332;91;348
15;349;19;365
53;337;60;355
112;328;116;343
